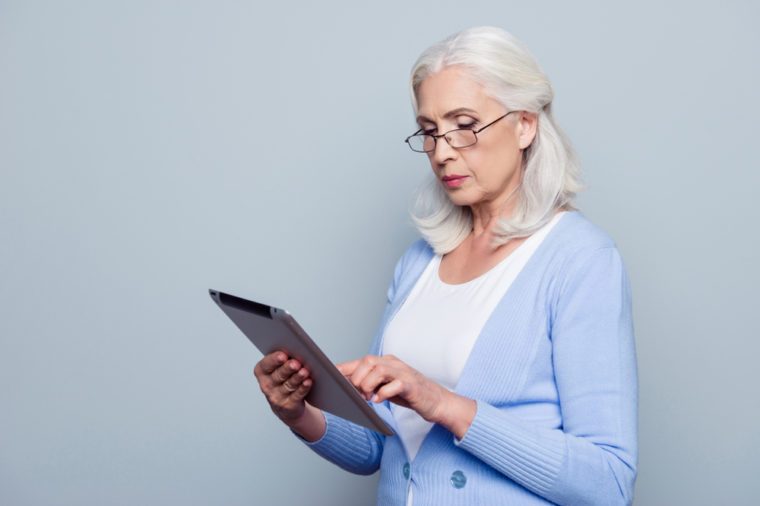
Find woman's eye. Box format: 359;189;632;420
419;122;476;134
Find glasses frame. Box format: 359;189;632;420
404;110;519;153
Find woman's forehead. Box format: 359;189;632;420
416;66;496;120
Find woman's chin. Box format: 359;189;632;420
444;189;477;208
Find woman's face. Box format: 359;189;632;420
415;65;536;210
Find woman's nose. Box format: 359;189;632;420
430;135;457;164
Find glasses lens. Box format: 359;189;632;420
446;129;477;148
407;134;435;152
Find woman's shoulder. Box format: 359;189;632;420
405;237;435;259
543;210;630;286
393;238;435;277
381;238;435;303
553;210;620;255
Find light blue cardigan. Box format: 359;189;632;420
301;211;638;505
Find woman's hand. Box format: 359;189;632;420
337;354;477;439
253;351;325;441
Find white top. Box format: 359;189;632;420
382;211;567;465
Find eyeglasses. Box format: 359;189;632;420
404;110;518;153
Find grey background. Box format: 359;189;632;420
1;1;758;504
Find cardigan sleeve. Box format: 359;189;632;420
455;246;638;505
297;410;386;475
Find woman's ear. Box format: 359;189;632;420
517;111;539;150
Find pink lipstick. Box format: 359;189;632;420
442;175;468;188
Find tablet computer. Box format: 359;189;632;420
209;289;394;436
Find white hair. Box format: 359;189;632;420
409;26;584;254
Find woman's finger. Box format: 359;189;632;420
257;352;288;376
345;356;379;390
282;367;309;393
271;359;301;384
289;378;312;402
358;362;393;397
373;378;405;403
336;359;359;377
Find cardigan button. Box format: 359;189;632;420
403;462;410;479
450;470;467;489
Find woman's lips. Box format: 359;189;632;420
442;175;468;188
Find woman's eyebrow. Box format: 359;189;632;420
416;107;479;124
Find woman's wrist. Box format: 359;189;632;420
432;390;477;440
287;403;326;442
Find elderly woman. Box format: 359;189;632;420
254;26;637;505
